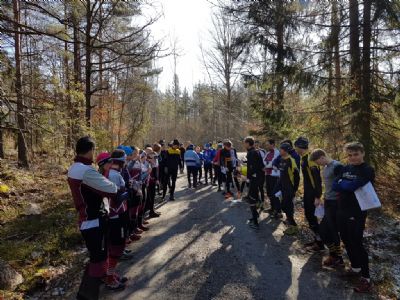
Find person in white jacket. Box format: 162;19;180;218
264;139;281;217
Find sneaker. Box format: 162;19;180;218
143;220;149;225
169;196;175;201
354;277;372;293
129;233;141;241
248;221;259;230
323;256;345;268
134;228;143;234
139;225;149;231
236;192;242;199
114;274;128;284
119;252;134;261
149;212;161;218
306;241;325;252
224;192;233;199
217;187;221;191
103;276;125;291
340;268;362;279
284;225;299;236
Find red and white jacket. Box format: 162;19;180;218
67;156;117;230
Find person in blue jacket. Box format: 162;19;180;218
184;144;200;188
195;146;204;184
203;143;215;185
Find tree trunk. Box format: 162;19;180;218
349;0;362;135
64;2;72;149
361;0;372;162
85;0;92;126
13;0;29;168
275;20;284;109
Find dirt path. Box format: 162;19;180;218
101;174;372;300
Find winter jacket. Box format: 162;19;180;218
203;149;216;165
184;150;201;167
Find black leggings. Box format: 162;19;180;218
146;183;156;213
166;169;178;196
320;201;341;256
204;164;212;183
303;190;319;235
258;174;265;203
187;166;198;187
80;217;108;278
338;210;369;278
266;175;279;211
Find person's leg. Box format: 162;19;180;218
193;167;198;187
187;166;192;188
266;175;275;211
303;191;319;235
198;166;202;182
170;169;178;199
107;218;126;288
337;211;359;269
282;190;296;225
248;179;260;227
78;217;108;298
258;174;265;204
148;183;157;214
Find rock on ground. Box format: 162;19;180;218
0;259;24;290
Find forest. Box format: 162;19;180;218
0;0;399;299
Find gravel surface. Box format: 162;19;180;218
101;173;373;300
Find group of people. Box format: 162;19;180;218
67;134;375;299
67;137;191;299
215;136;374;294
181;136;375;294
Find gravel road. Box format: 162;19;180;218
101;173;373;300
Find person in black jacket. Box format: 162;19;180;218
294;137;324;251
179;143;186;174
159;140;169;200
165;139;182;201
333;142;375;293
244;136;265;229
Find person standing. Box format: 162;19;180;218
294;137;324;251
67;136;119;299
159;140;169;200
264;139;281;217
333;142;375;293
213;142;223;191
275;142;300;235
195;146;204;184
165;139;182;201
179;143;186;174
203;143;215;185
184;144;200;188
310;149;344;267
243;136;265;229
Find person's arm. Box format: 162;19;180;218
293;166;300;193
272;155;281;168
333;167;375;192
247;151;256;179
83;167;117;197
310;161;322;198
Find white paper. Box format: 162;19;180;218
355;182;381;211
314;204;325;219
275;190;282;199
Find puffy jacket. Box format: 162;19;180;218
184;150;200;167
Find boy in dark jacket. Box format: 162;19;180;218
165;139;182;201
275;143;300;235
244;136;265;229
294;137;324;251
333;142;375;293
